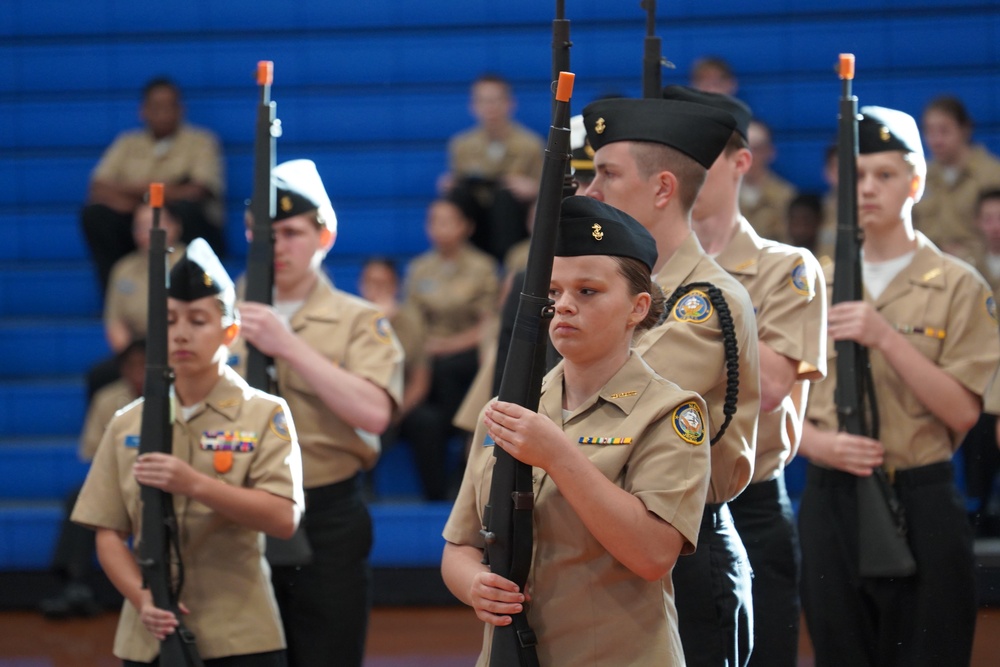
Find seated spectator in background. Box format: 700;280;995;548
975;189;1000;294
690;55;739;96
86;203;185;400
358;257;430;446
786;192;825;261
915;95;1000;264
403;197;499;499
81;77;225;297
741;118;797;242
39;339;145;619
439;73;544;264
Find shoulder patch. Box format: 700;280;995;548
371;314;393;345
789;259;811;296
986;295;998;325
672;401;706;446
270;408;291;441
672;290;713;323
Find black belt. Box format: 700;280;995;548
735;476;783;503
806;461;952;489
305;474;362;511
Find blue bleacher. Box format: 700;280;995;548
1;0;998;577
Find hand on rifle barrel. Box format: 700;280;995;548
138;588;190;640
239;302;295;357
469;569;529;627
485;400;572;469
134;452;199;496
828;301;892;349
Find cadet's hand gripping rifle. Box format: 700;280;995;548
831;54;915;578
137;183;204;667
482;72;574;667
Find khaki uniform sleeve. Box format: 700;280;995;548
937;271;1000;397
91;132;133;182
759;252;827;380
247;400;304;511
72;416;132;533
443;418;494;547
185;129;224;198
346;310;405;408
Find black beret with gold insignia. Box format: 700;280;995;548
270;159;338;233
169;238;236;323
660;85;752;140
858;105;923;159
582;97;737;169
556;196;657;271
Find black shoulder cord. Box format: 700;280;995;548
662;282;740;444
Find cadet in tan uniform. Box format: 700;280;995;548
234;160;404;667
403;197;499;499
799;106;1000;667
740;119;797;243
914;95;1000;263
666;86;827;667
72;240;303;667
582;97;760;667
442;196;710;666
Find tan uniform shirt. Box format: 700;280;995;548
740;170;797;243
807;233;1000;469
453;343;498;434
391;303;428;381
634;232;761;503
983;364;1000;415
71;366;303;661
715;218;827;482
92;125;225;226
443;352;710;666
405;244;499;340
914;145;1000;262
448;122;544;182
104;244;186;341
79;379;139;462
816;192;837;264
232;274;404;487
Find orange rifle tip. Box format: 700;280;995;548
555;71;575;102
838;54;855;80
149;183;164;208
257;60;273;86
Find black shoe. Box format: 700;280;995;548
39;583;101;619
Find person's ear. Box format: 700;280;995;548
909;174;922;200
223;323;240;346
319;227;336;251
653;170;678;209
629;292;652;327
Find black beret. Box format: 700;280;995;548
168;238;235;317
660;85;752;140
582;97;737;169
556;196;658;271
858;106;924;160
271;159;338;232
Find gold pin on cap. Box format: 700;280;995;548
592;223;604;240
594;118;606;135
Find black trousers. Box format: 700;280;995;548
50;487;95;581
449;177;529;264
799;462;976;667
673;502;754;667
728;473;800;667
271;476;372;667
124;649;286;667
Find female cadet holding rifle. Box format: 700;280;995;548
441;196;711;666
72;239;304;667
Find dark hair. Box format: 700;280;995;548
612;257;665;332
472;73;512;96
925;95;973;130
723;130;749;157
788;193;823;217
691;56;735;81
141;77;181;102
116;338;146;368
362;256;399;278
629;142;707;212
977;188;1000;215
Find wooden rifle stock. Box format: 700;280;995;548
483;72;574;667
137;184;204;667
245;61;279;391
831;55;915;578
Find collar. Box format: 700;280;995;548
714;217;764;276
870;232;948;306
176;365;247;423
290;272;343;330
538;353;653;424
655;232;707;293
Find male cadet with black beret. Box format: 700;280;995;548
582;97;761;667
72;239;303;666
664;85;827;667
233;159;404;667
799;107;1000;666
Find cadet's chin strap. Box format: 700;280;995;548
662;282;740;444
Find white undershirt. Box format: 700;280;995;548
273;299;305;322
862;250;916;300
180;402;203;423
